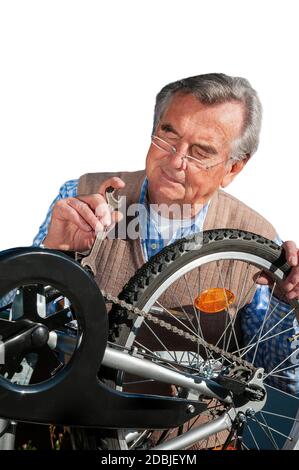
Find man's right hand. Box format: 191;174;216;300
43;177;125;252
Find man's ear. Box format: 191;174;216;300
220;155;250;188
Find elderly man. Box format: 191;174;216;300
33;73;298;392
35;74;299;293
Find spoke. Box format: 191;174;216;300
259;412;279;449
251;416;293;441
215;261;242;357
237;280;259;311
236;301;280;357
183;274;202;367
267;361;299;376
183;274;212;363
133;340;206;375
156;429;172;446
155;300;201;341
250;415;280;449
133;340;182;373
123;379;155;386
171;279;207;368
185;411;208;432
239;306;295;359
262;410;299;422
216;261;230;353
142;320;177;363
241;441;250;450
195;268;216;364
129;430;152;450
235;326;295;356
269;373;298;380
266;383;299;401
220;353;234;366
252;282;277;365
177;350;201;368
170;284;195;332
252;304;294;345
234;262;250;311
228;259;237;294
184;275;203;367
264;347;299;379
204;404;224;412
246;423;260;450
151;300;217;368
133;340;161;359
228;262;252;338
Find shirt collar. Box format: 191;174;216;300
139;177;210;230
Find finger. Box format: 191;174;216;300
77;193;106;211
55;199;93;232
281;267;299;292
65;198;100;232
254;271;272;285
286;286;299;301
95;201;112;227
76;193;115;227
95;208;124;231
255;275;269;285
283;240;298;266
112;210;124;225
76;193;114;228
98;177;126;196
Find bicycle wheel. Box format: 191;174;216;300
100;230;299;449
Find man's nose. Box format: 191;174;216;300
169;146;187;170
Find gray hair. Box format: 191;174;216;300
153;73;262;161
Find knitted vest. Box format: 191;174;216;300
78;170;276;345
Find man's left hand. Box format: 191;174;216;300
256;240;299;301
280;241;299;300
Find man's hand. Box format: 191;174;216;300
280;241;299;300
43;177;125;252
257;240;299;302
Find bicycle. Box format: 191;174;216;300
0;229;298;450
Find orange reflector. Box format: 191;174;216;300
194;287;235;313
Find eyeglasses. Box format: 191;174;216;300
151;135;232;171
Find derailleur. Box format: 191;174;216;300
216;363;265;402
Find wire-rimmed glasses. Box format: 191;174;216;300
151;135;233;171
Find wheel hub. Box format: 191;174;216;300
30;324;49;349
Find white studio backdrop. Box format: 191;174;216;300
0;0;298;250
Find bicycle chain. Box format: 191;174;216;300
102;290;257;372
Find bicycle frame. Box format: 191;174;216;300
54;332;266;451
103;346;267;448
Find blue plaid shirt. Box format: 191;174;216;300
31;177;298;394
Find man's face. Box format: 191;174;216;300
146;93;246;214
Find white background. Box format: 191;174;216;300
0;0;298;250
